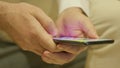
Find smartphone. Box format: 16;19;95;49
53;37;114;46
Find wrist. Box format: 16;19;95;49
61;7;86;16
58;0;89;16
65;7;83;13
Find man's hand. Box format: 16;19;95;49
0;2;58;56
42;44;86;65
41;7;99;65
57;7;98;38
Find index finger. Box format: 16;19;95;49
57;44;87;54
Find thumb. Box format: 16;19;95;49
56;18;85;37
80;21;99;39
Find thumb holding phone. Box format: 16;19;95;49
56;7;99;52
56;7;99;39
42;7;99;65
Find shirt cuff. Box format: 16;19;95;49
58;0;89;16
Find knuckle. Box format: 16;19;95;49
35;7;42;11
19;2;41;12
49;20;54;25
19;2;29;6
19;2;32;9
28;31;41;43
43;20;54;27
29;31;39;39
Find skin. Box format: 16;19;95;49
0;1;59;56
42;7;99;65
0;1;98;65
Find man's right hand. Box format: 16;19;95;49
0;1;58;56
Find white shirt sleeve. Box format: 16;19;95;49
58;0;89;16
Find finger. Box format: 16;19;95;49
25;15;58;52
56;19;65;37
43;51;74;64
79;16;99;38
42;54;64;65
67;28;84;38
57;44;87;54
41;54;55;64
22;3;58;36
27;45;45;56
31;7;58;36
56;18;85;38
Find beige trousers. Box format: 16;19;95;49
86;0;120;68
